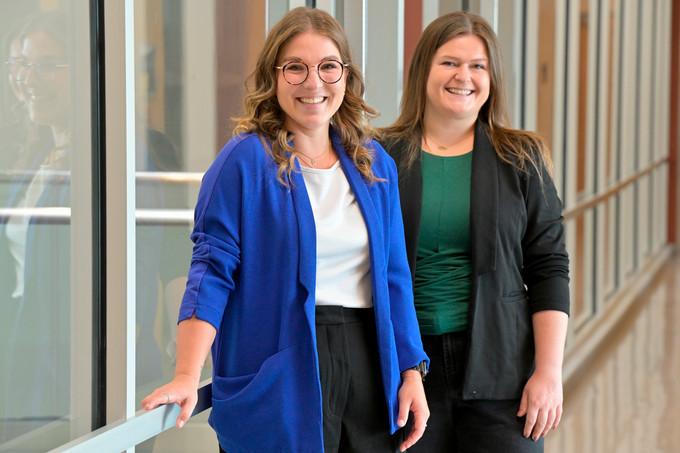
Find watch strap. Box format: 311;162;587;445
407;360;428;380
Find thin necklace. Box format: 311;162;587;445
297;143;331;167
424;136;449;151
424;131;474;152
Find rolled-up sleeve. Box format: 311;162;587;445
179;143;244;330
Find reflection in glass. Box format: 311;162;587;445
0;9;72;446
8;58;69;83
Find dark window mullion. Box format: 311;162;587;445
90;0;107;431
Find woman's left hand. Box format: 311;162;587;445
517;367;563;441
397;369;430;452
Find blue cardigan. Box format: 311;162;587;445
178;131;428;453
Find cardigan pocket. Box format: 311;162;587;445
211;340;321;453
499;290;534;389
500;290;531;343
211;341;311;403
501;290;528;303
484;290;532;395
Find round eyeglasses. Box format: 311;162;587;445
275;59;348;85
4;58;69;82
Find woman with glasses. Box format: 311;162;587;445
142;7;429;453
0;11;72;442
378;12;570;452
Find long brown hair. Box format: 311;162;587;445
379;11;553;177
233;7;379;185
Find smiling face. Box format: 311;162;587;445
425;34;490;123
275;31;346;136
21;31;69;130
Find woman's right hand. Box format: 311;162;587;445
142;316;216;428
141;373;199;428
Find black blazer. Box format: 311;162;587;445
382;121;570;400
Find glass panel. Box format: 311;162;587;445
133;0;197;397
604;0;616;187
536;0;556;154
133;1;266;451
0;0;92;450
438;0;465;15
364;0;403;127
569;213;588;327
496;0;522;127
576;0;589;199
604;197;616;298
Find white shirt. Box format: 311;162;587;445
301;161;373;308
5;163;57;299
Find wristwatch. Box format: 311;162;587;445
407;360;428;380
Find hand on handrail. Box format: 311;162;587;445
141;373;199;429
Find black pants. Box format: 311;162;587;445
316;306;402;453
406;332;543;453
219;306;401;453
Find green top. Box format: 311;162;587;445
414;150;473;335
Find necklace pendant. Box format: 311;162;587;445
437;145;447;151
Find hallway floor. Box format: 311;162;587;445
545;252;680;453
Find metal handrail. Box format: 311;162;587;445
136;209;194;226
0;170;71;181
562;157;669;220
0;207;195;226
0;170;204;184
47;380;212;453
135;171;204;183
0;207;72;224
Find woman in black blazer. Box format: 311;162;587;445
379;11;569;453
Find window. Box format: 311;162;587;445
0;1;94;450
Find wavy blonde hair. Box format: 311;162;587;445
233;7;379;185
379;11;553;178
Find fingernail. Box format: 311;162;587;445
178;420;185;428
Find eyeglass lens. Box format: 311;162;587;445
282;59;344;85
5;58;67;82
